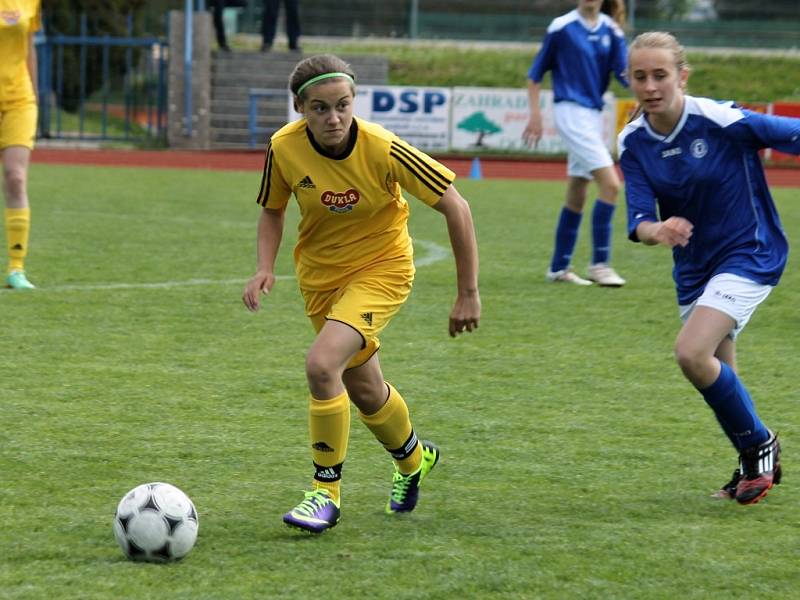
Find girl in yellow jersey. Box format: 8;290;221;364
243;54;481;534
0;0;40;289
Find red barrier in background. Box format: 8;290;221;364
30;148;800;187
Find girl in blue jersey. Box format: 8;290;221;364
524;0;628;287
619;32;798;505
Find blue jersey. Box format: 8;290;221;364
619;96;799;305
528;10;627;110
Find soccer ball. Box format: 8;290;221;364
113;482;199;562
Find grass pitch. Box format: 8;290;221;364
1;163;798;599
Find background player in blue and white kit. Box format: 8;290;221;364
523;0;628;286
619;31;798;505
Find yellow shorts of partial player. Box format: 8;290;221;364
0;99;37;150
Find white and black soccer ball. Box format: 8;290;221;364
113;482;199;562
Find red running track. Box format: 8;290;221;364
31;148;800;187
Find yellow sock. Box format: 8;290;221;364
309;390;350;504
5;207;30;273
312;480;341;504
359;382;422;475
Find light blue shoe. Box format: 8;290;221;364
5;270;35;289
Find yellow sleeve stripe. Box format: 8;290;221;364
389;140;452;197
256;142;273;207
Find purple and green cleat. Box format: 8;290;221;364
386;441;440;514
283;488;340;534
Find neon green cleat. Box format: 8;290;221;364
5;270;35;289
386;440;440;514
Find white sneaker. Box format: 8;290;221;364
546;268;592;286
587;263;626;287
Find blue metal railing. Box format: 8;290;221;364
183;0;194;138
37;13;168;143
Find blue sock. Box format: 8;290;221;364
591;199;615;265
550;207;582;272
699;362;769;450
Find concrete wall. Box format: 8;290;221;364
168;11;212;149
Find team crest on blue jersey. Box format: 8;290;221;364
321;189;360;213
601;34;610;47
690;138;708;158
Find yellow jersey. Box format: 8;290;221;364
257;117;455;291
0;0;40;104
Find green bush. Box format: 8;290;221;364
42;0;152;112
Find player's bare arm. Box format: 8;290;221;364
522;80;543;147
243;207;285;312
432;185;481;337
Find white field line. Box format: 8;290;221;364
16;239;449;293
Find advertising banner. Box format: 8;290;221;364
450;87;616;154
288;85;451;150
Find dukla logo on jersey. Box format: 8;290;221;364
321;188;360;213
1;10;21;24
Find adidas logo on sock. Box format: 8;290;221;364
297;176;316;189
360;312;373;325
312;441;334;452
11;243;23;250
315;467;339;481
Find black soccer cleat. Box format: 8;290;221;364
712;468;741;500
735;432;782;505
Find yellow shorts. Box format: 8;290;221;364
0;100;38;150
303;263;414;369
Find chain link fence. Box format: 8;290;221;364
229;0;799;49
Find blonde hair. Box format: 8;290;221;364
289;54;356;101
628;31;690;74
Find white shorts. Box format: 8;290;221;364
553;101;613;180
679;273;773;340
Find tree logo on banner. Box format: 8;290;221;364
457;112;502;147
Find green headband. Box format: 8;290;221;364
296;72;355;97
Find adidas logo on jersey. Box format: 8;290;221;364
297;176;316;189
360;312;373;326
